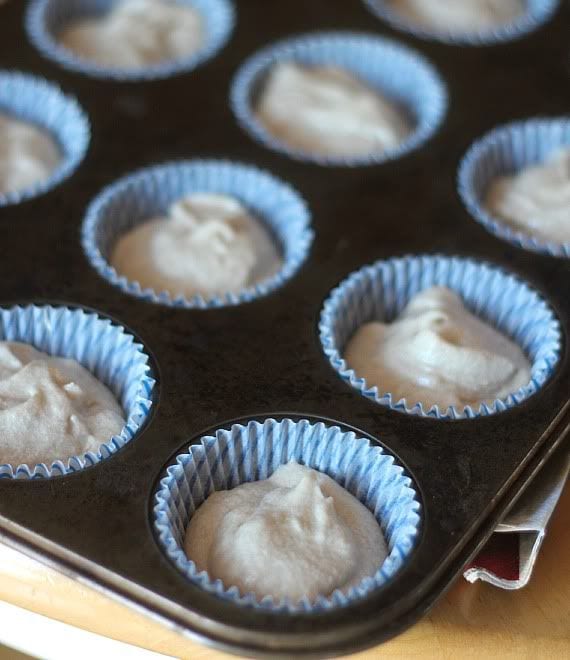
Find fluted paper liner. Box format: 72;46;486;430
230;31;447;167
26;0;235;81
0;70;89;207
0;304;155;478
82;160;313;308
458;117;570;258
363;0;559;46
153;418;421;611
319;254;561;419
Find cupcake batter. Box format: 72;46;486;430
387;0;525;32
0;113;61;196
58;0;203;69
0;342;125;466
185;462;387;603
345;286;531;410
256;63;411;158
486;147;570;244
111;193;282;299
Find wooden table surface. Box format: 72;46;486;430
0;483;568;659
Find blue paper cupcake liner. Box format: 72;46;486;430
458;117;570;259
0;71;89;207
319;255;561;420
81;160;313;308
26;0;235;81
362;0;559;46
153;417;421;611
230;32;447;167
0;304;155;479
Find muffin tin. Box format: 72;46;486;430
0;0;569;657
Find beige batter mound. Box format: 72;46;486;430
111;193;282;299
387;0;525;32
256;63;411;158
58;0;204;69
0;342;125;467
486;147;570;244
184;462;387;603
0;113;61;196
345;286;531;410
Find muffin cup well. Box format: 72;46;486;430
319;255;561;420
153;417;421;611
26;0;235;81
362;0;559;46
230;31;447;167
0;304;155;479
458;118;570;258
81;160;313;308
0;71;89;207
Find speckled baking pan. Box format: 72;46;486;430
0;0;568;658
